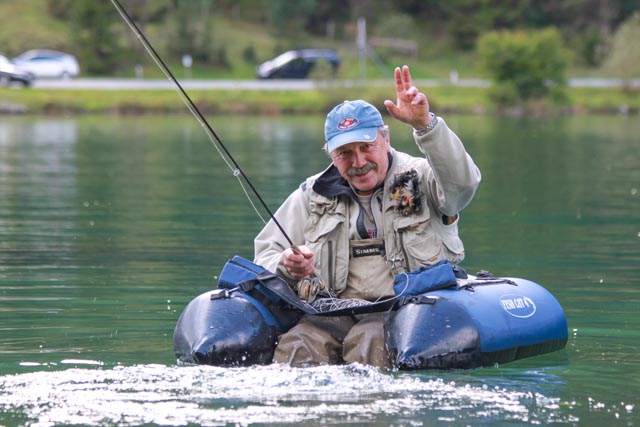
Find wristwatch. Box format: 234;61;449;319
413;112;438;136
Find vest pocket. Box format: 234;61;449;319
434;216;465;264
399;213;466;269
304;214;342;242
401;220;441;270
304;214;343;294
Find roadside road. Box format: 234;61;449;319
30;78;485;90
30;77;640;91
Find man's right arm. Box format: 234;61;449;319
254;184;311;280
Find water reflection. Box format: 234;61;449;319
0;119;78;279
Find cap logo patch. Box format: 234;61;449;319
337;117;358;130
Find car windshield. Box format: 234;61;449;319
16;50;64;61
270;51;299;68
301;50;337;62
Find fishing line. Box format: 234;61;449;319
110;0;295;247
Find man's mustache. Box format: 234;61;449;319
347;162;377;176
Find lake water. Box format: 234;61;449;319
0;113;638;426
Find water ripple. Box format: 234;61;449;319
0;363;589;426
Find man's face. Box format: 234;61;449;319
330;130;390;195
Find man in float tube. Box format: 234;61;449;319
254;65;481;368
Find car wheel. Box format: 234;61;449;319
0;75;9;87
60;71;71;80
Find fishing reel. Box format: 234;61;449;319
297;276;327;304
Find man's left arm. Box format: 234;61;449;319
414;118;481;217
383;65;480;217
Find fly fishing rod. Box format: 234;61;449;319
110;0;296;248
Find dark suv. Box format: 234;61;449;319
257;49;340;79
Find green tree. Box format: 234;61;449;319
440;0;529;50
166;0;216;63
46;0;72;19
306;0;352;38
263;0;316;47
602;12;640;80
477;28;569;104
525;0;639;66
71;2;121;75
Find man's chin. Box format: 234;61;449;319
351;179;376;194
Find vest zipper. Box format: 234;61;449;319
398;229;410;272
389;227;410;274
328;240;335;293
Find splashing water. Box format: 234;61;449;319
0;362;588;426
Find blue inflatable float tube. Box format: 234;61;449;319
173;257;301;366
173;256;568;370
386;276;568;369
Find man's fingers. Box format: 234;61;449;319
411;92;427;106
384;99;400;118
402;65;412;89
393;67;405;99
394;65;421;107
283;246;315;279
295;245;315;260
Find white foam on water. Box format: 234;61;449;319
0;362;599;426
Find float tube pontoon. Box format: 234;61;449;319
173;256;568;370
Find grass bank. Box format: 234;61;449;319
0;85;638;116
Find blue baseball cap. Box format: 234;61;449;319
324;100;384;152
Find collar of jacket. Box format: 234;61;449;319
312;152;394;199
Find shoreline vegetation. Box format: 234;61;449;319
2;2;639;118
1;85;638;116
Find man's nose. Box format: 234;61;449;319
352;148;367;167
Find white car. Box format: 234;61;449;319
0;54;33;86
12;49;79;79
